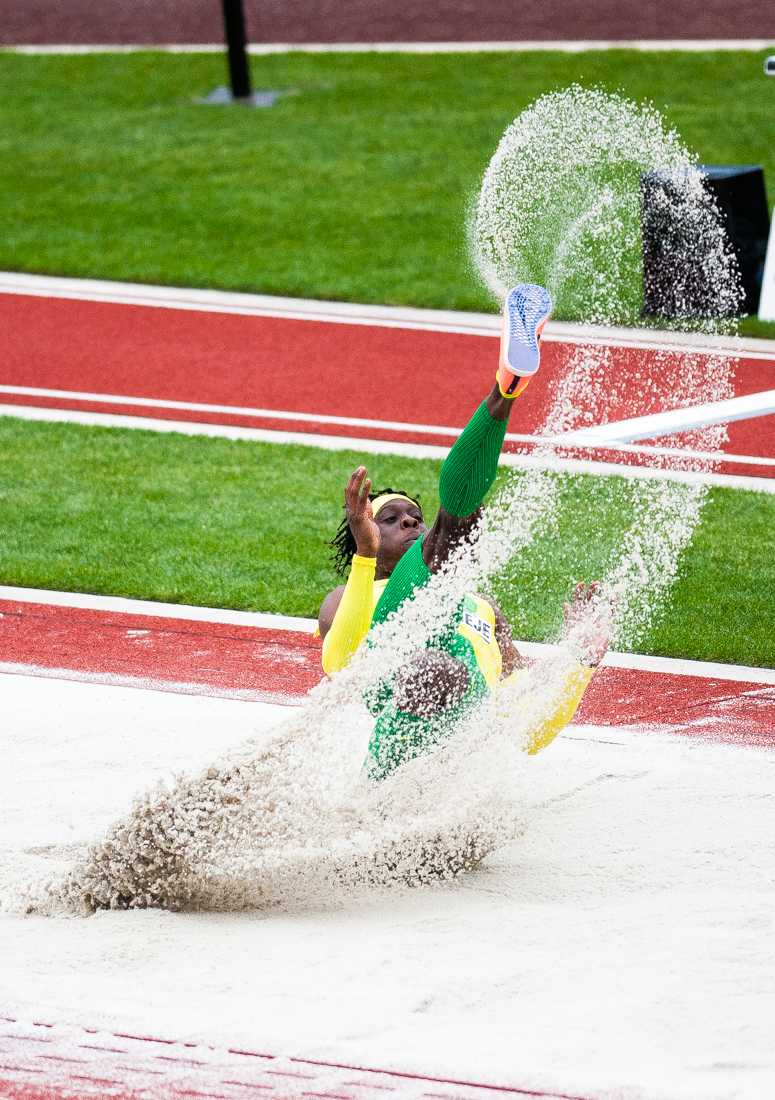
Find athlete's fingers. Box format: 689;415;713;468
354;471;370;507
354;466;367;497
346;466;367;510
345;466;362;500
358;477;372;515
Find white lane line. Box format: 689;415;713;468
0;384;466;438
4;41;775;54
2;587;774;685
4;383;775;468
3;271;775;359
562;389;775;443
0;586;316;633
3;402;775;493
0;272;500;337
551;441;775;468
600;651;775;685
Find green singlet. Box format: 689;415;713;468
365;400;508;780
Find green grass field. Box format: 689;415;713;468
0;49;773;335
2;416;773;667
2;49;774;669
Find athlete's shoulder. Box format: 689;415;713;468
318;585;347;639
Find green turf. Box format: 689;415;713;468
2;416;773;667
0;49;773;337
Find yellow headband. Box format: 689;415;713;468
371;493;416;517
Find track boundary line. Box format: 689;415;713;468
4;384;775;467
0;585;312;631
4;40;775;54
2;272;774;358
5;403;775;493
3;586;774;684
561;388;775;442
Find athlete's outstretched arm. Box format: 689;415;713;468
320;467;381;673
422;283;551;573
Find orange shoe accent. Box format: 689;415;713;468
495;371;531;399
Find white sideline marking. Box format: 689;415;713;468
2;586;774;685
562;389;775;443
3;403;775;493
599;651;775;685
0;271;502;338
3;271;775;359
5;41;775;54
554;442;775;468
4;383;775;469
0;384;469;439
0;585;315;633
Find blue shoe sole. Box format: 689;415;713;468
503;284;553;377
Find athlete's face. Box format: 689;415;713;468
375;499;426;575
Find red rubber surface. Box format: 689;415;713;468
575;665;775;745
2;599;774;745
0;599;322;699
0;1014;592;1100
0;294;537;428
1;0;773;45
2;293;775;480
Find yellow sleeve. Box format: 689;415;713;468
321;554;377;675
498;662;595;755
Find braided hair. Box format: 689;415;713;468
329;486;422;576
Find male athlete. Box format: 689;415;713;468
319;285;607;779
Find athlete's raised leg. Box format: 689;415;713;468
425;283;552;571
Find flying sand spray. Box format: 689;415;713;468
9;88;742;916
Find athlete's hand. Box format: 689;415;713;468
563;581;612;667
345;466;380;559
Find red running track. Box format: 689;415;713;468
2;292;775;481
3;0;773;45
0;1013;593;1100
0;598;321;701
2;598;774;746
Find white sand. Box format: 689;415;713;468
2;672;775;1098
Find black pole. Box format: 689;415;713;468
221;0;252;101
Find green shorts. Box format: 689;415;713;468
365;635;489;781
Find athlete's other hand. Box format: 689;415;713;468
563;581;612;667
345;466;380;559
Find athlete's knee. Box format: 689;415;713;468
394;648;470;717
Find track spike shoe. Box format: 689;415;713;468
497;283;552;398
